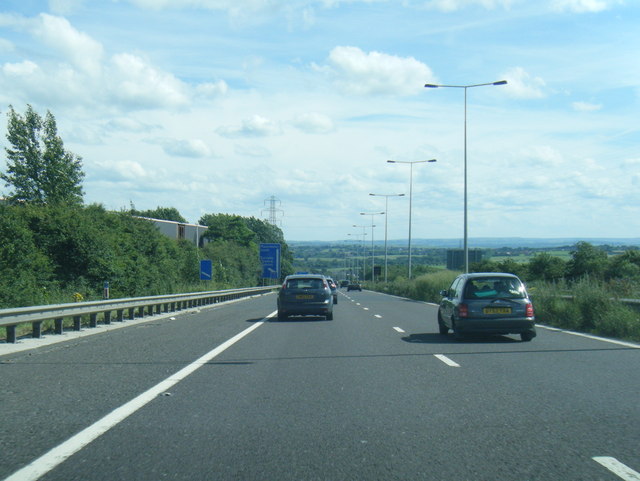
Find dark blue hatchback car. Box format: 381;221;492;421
437;272;536;341
277;274;334;320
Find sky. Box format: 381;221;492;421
0;0;638;243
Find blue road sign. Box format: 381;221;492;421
200;259;213;280
260;243;281;279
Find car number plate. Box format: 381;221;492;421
483;307;511;314
296;294;314;299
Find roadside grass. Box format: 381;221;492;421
532;279;640;341
371;270;458;304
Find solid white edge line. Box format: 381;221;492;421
593;456;640;480
537;324;640;349
3;312;274;481
434;354;460;367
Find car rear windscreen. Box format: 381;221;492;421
463;277;526;300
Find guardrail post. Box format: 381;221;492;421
138;306;145;317
90;313;97;328
6;325;17;343
116;309;124;322
128;307;135;320
32;321;42;338
73;315;82;331
54;317;64;334
104;311;111;325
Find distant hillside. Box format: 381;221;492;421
290;238;640;249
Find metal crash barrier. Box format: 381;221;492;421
0;287;276;344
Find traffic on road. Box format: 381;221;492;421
1;288;639;481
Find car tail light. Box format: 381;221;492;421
323;280;329;289
281;281;287;290
458;303;468;318
526;303;534;317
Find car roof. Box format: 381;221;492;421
284;274;326;280
461;272;520;279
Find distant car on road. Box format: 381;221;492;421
340;280;349;288
277;274;334;320
347;282;362;292
437;272;536;342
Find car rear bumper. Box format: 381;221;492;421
278;302;333;316
455;318;536;335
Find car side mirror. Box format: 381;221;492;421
439;289;448;297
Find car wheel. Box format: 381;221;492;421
334;297;338;304
452;319;464;340
520;331;534;342
437;311;448;335
326;311;334;320
277;311;287;321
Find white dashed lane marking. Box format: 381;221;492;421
593;457;640;481
434;354;461;367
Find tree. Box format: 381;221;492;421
606;250;640;281
199;213;256;247
566;242;608;280
1;105;84;205
131;206;187;223
528;252;566;281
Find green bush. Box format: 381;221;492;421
0;203;278;308
371;270;458;304
532;278;640;341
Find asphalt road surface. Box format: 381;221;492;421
1;290;639;480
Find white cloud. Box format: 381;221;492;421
0;14;222;112
216;114;282;138
425;0;515;11
109;53;191;109
572;101;602;112
161;138;212;158
550;0;616;13
105;118;160;133
234;144;271;157
93;160;149;180
317;46;436;96
2;60;39;76
48;0;85;15
522;145;565;166
501;66;546;99
195;80;229;98
32;14;104;76
291;112;334;134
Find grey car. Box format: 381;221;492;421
325;276;338;304
437;272;536;341
277;274;334;320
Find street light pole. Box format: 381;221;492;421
387;159;436;279
369;193;405;283
360;212;384;282
352;225;368;281
424;80;507;273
